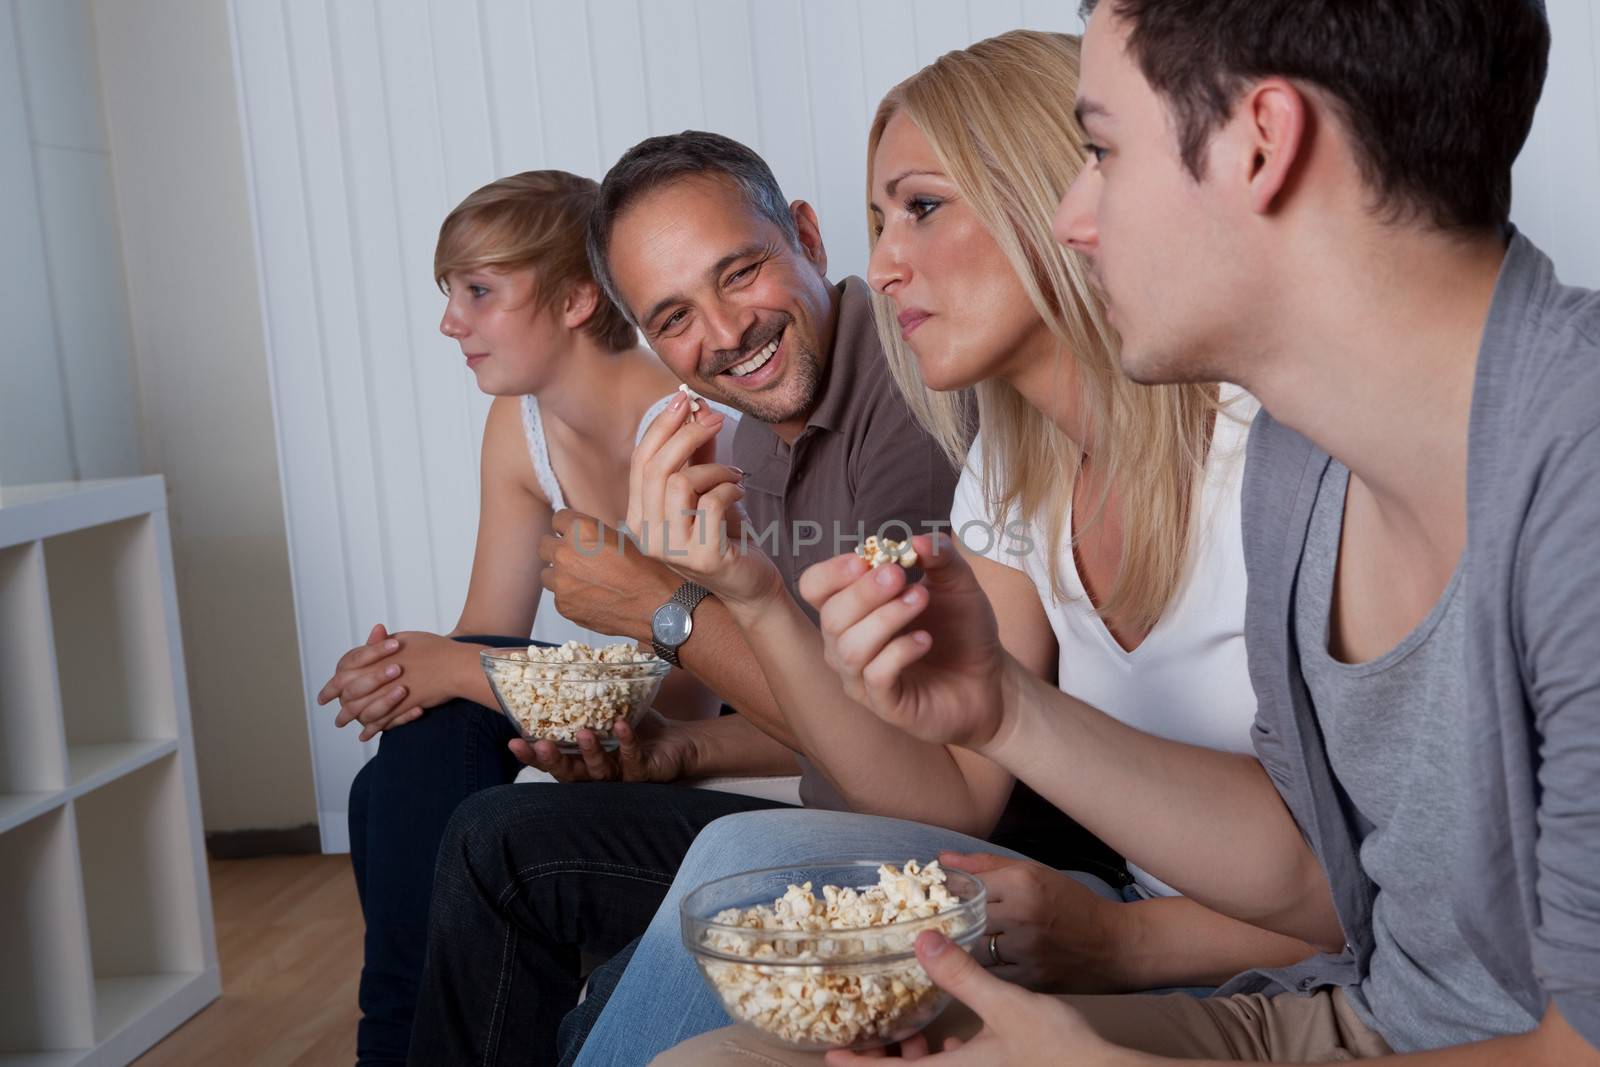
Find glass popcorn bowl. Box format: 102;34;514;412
480;644;670;753
682;860;987;1053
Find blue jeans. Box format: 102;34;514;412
347;634;530;1066
570;809;1127;1066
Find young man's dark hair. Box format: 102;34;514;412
1078;0;1551;231
585;130;802;321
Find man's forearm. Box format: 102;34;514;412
679;714;802;779
989;664;1342;949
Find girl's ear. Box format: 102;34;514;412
563;281;601;329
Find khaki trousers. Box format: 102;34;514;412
650;987;1392;1065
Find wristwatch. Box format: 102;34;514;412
650;581;712;667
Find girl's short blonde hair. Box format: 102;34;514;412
868;30;1224;631
434;170;636;352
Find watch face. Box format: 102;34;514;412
652;601;692;646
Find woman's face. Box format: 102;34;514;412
438;267;565;396
867;111;1051;392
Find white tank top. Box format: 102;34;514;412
519;392;741;647
949;387;1259;897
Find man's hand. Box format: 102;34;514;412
626;390;787;610
800;534;1011;751
825;930;1135;1066
539;510;679;643
508;711;701;783
941;852;1127;994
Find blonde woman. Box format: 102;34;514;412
565;31;1312;1066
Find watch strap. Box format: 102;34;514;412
652;581;712;667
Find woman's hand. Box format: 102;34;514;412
824;930;1141;1066
509;711;702;783
627;389;786;610
940;852;1130;994
799;534;1012;751
316;626;475;741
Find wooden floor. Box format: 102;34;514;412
134;854;362;1066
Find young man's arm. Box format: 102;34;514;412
806;537;1344;951
1517;423;1600;1054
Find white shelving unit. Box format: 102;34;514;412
0;478;218;1066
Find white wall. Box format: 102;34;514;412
1511;0;1600;289
91;0;317;835
0;0;141;485
229;0;1600;852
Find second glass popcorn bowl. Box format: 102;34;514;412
681;861;987;1053
480;646;670;753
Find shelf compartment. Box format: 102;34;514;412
40;518;178;786
73;755;205;1045
0;807;95;1059
0;542;69;818
64;739;178;795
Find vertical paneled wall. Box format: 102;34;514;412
0;0;141;486
230;0;1600;850
233;0;1084;850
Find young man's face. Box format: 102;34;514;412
1055;5;1259;386
607;174;834;427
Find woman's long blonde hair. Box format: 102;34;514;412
868;30;1219;631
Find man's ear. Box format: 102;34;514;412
1239;78;1308;216
563;280;601;330
790;200;828;275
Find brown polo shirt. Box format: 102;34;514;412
729;276;963;809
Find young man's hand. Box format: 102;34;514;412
316;626;478;741
509;711;701;783
824;930;1139;1066
800;534;1011;751
539;510;679;643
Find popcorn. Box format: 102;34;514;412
486;640;660;744
699;861;966;1049
677;383;703;414
855;535;918;570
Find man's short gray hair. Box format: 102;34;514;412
586;131;800;324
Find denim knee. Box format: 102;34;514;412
435;786;517;874
680;809;809;875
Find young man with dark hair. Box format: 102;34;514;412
666;1;1600;1063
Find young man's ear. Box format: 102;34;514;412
563;280;601;330
790;200;829;275
1239;78;1308;216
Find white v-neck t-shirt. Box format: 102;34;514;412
948;389;1259;896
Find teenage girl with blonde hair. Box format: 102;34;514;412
321;170;735;1066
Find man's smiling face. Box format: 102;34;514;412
607;174;835;427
